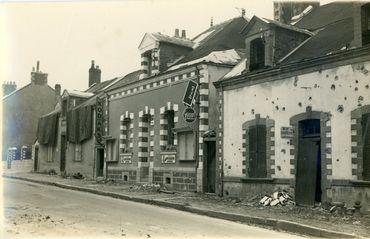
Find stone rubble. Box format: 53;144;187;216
259;191;294;206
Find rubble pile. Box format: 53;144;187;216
259;191;294;206
129;183;162;192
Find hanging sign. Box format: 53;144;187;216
182;80;198;107
183;107;197;123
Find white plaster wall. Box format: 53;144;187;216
223;61;370;180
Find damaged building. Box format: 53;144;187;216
214;2;370;210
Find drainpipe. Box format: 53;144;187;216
195;65;201;192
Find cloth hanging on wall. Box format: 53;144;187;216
37;112;59;145
67;105;92;143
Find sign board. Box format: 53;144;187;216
183;107;197;123
182;80;198;107
95;97;104;144
120;154;132;164
161;153;176;164
281;126;294;138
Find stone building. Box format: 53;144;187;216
2;61;58;161
35;61;121;178
104;16;249;192
214;2;370;210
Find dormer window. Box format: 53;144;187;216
249;38;265;71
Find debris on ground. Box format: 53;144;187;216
128;183;162;192
72;172;84;179
259;191;294;206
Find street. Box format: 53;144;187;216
2;178;303;239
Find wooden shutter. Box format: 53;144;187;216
178;133;186;160
362;113;370;180
167;111;174;145
186;132;194;160
248;125;267;178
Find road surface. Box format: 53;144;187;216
2;178;303;238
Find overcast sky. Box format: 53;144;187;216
0;0;334;92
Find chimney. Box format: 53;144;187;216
2;81;17;96
55;84;61;96
210;17;214;27
31;61;48;85
241;8;245;17
88;60;101;87
181;30;186;39
174;28;179;37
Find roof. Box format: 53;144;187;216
260;17;313;36
2;83;54;101
86;78;118;93
150;32;194;48
294;2;358;30
223;58;247;79
282;18;354;63
173;17;249;66
105;70;143;92
168;49;244;71
67;90;94;98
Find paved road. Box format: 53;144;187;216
3;178;303;238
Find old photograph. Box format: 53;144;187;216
1;0;370;238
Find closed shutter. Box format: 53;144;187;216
248;125;267;178
178;133;186;160
186;132;194;160
362;113;370;180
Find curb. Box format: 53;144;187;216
4;175;358;238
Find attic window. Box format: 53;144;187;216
362;3;370;45
249;38;265;71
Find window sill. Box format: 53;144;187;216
160;151;177;155
350;180;370;187
178;159;196;162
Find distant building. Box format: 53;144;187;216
215;2;370;210
2;61;59;161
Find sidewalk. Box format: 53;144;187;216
3;172;369;238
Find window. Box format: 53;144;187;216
74;144;82;161
248;124;267;178
143;51;153;76
106;140;117;162
249;38;265;71
167;110;175;146
47;146;54;162
362;113;370;180
178;131;194;161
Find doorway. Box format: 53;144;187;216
295;119;322;206
96;148;105;177
34;146;39;172
60;135;66;172
204;140;216;193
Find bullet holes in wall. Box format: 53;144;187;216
337;105;344;113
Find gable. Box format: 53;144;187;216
138;33;159;52
242;16;270;38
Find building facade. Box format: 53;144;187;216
215;2;370;210
104;16;249;192
2;61;58;161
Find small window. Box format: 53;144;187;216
106;140;117;162
362;3;370;45
47;146;54;162
74;144;82;162
249;38;265;71
178;131;194;161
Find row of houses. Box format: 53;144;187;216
31;1;370;209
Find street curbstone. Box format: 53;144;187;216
3;175;358;238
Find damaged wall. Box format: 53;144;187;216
222;61;370;181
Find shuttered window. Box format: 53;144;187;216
249;38;265;71
362;113;370;180
178;131;194;161
248;124;267;178
167;110;175;146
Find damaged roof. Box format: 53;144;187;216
281;18;354;63
105;70;143;92
294;2;358;30
173;17;249;66
149;32;194;48
86;78;118;94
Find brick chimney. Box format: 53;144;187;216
181;30;186;39
88;60;101;87
174;29;179;37
31;61;48;85
2;81;17;96
54;84;61;104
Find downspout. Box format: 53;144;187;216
195;65;201;190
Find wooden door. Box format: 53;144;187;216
205;141;216;193
362;113;370;180
295;119;321;206
34;147;39;171
60;135;66;172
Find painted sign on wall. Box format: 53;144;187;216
95;97;104;144
281;126;294;138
